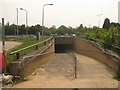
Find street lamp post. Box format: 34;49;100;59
41;4;53;38
97;14;102;28
20;8;28;35
16;8;19;36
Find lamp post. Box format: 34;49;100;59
97;14;102;28
16;8;19;36
20;8;28;35
41;4;53;38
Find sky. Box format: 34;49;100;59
0;0;119;28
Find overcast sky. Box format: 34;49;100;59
0;0;119;28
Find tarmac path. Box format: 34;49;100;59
10;53;118;88
0;41;22;52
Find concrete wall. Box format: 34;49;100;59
73;37;118;74
55;37;119;75
9;40;55;77
9;37;119;77
55;37;74;45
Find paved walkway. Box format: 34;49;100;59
10;53;118;88
0;41;22;52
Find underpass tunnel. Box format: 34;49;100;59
55;44;73;53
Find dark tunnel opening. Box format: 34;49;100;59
55;44;73;53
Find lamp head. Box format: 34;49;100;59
44;4;53;6
20;8;23;10
50;4;53;5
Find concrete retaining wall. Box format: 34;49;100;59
55;37;119;74
73;37;118;74
9;40;54;77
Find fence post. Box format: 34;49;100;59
44;42;46;45
16;53;20;60
36;45;38;50
48;40;50;43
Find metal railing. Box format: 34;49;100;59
66;50;77;79
10;36;53;60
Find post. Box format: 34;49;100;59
20;8;28;35
44;42;46;45
16;8;19;36
41;6;44;38
16;53;20;60
41;4;53;38
26;10;28;35
36;29;40;40
2;18;6;74
36;45;38;50
97;14;102;28
0;21;2;77
74;55;77;78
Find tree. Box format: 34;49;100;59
103;18;111;30
57;25;68;35
19;24;26;35
49;25;57;34
5;24;16;35
111;22;120;27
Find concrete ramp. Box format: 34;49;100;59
10;53;118;88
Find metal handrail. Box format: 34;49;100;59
66;50;77;79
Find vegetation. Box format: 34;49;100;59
113;75;120;80
103;18;111;30
7;37;45;62
5;18;120;55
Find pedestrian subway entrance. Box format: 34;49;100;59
55;44;73;53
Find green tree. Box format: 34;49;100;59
5;24;16;35
49;25;57;34
57;25;68;35
103;18;111;30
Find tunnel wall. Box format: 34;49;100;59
73;37;118;74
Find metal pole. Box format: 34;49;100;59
98;15;100;28
41;4;53;38
42;5;44;38
97;14;102;28
26;10;28;35
74;56;77;78
20;8;28;35
2;18;6;74
16;8;19;36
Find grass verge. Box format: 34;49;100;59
6;37;46;62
